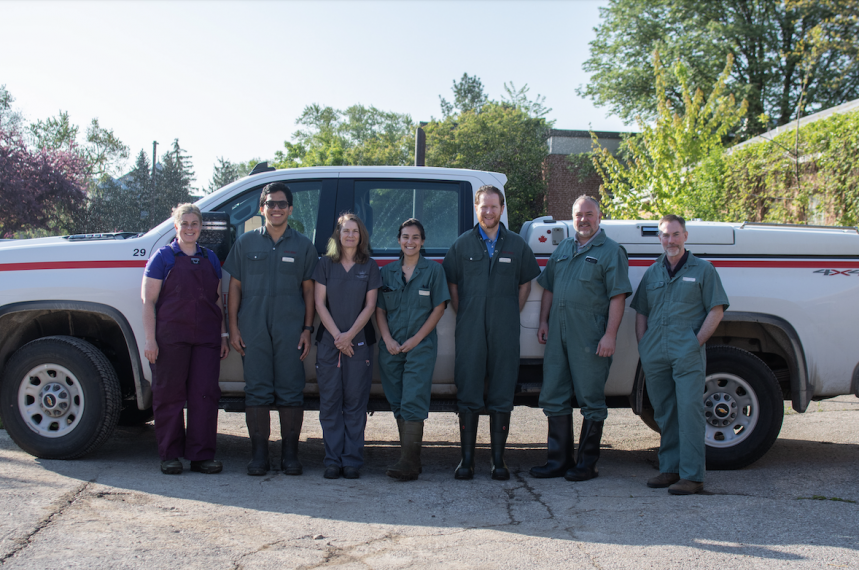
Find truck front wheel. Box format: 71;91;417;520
0;336;122;459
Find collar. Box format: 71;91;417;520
575;228;606;252
260;224;293;242
657;250;697;277
170;239;203;256
474;222;506;241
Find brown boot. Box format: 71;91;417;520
386;421;423;481
668;479;704;495
647;472;681;488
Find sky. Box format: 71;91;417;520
0;0;627;190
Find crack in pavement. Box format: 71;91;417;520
0;480;93;566
295;532;398;569
230;539;289;570
513;471;557;521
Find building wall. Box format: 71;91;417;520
544;130;625;221
543;154;605;221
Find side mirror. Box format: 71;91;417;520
200;211;232;263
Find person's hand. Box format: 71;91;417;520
383;337;401;356
220;336;230;359
333;331;354;353
537;322;549;345
339;344;355;358
144;338;159;364
400;337;419;353
298;329;312;361
596;333;616;358
230;327;246;356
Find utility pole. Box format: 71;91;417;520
150;141;158;229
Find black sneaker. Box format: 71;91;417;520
342;466;360;479
160;459;183;475
190;459;223;474
323;465;341;479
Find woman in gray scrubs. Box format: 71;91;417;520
313;213;381;479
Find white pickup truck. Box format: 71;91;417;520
1;166;857;471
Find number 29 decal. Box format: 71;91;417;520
132;249;147;257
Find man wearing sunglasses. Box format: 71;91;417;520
224;182;318;477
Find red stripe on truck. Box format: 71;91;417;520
0;260;148;272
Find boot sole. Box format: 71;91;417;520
190;465;222;474
386;470;419;481
565;471;598;482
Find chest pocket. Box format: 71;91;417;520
418;287;432;309
382;289;402;312
246;251;269;277
646;281;666;307
461;250;485;279
278;254;300;293
676;279;701;304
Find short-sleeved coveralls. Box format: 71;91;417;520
145;241;223;461
222;226;317;408
442;224;541;413
377;255;450;422
538;229;632;420
312;256;382;469
630;251;729;482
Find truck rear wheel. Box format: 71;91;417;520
638;345;784;470
704;346;783;470
0;336;122;459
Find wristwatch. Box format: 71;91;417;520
303;325;314;333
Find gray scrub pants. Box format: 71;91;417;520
316;342;373;468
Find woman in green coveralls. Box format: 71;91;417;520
376;219;450;481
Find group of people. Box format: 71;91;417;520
141;182;727;495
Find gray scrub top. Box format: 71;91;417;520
312;256;382;347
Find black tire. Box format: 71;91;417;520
0;336;122;459
703;346;784;470
637;345;784;470
118;404;154;426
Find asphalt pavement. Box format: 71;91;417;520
1;397;857;569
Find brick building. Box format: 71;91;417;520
543;129;624;220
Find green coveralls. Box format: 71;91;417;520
223;226;318;408
442;224;541;413
630;252;729;482
538;229;632;420
377;256;450;422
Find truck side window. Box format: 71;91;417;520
353;180;460;255
216;180;322;243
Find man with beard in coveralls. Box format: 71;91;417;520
224;182;318;477
443;185;540;481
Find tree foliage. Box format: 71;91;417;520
207;157;240;194
272;104;415;168
591;52;748;220
0;127;88;237
723;109;859;226
579;0;859;137
426;74;553;232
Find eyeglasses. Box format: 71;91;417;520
264;200;290;210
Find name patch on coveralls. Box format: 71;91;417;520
282;257;294;263
683;277;696;282
499;257;512;263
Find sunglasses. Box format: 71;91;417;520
264;200;290;210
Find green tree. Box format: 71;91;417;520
426;75;553;232
591;52;748;220
579;0;859;137
153;139;195;224
0;85;24;131
272;104;414;168
207;157;240;193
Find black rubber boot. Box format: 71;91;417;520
529;414;574;478
454;412;479;480
386;420;424;481
565;418;604;481
489;411;511;481
278;407;303;476
246;406;271;476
